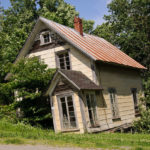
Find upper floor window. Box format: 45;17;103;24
40;31;51;45
56;50;71;70
108;88;120;120
131;88;138;113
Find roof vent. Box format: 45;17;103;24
74;16;83;36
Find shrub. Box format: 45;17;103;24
134;108;150;133
1;57;56;128
0;104;18;123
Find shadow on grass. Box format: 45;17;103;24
4;138;25;144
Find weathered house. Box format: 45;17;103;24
6;17;146;133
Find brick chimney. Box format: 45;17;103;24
74;16;83;36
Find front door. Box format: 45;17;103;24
58;94;77;129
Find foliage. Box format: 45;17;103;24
93;0;150;72
0;0;95;82
82;19;95;34
134;108;150;133
0;57;55;127
0;104;18;123
38;0;79;27
0;120;150;149
93;0;150;110
92;23;115;43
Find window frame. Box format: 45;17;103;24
55;49;72;70
40;31;52;45
131;88;139;114
57;92;78;130
108;88;120;120
85;91;99;128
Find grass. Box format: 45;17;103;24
0;120;150;149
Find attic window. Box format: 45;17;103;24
40;31;51;45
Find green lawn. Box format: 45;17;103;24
0;120;150;150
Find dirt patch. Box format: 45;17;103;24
0;145;100;150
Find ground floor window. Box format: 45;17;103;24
86;93;98;127
131;88;139;114
59;94;77;129
108;88;120;119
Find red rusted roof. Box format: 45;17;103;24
40;17;146;69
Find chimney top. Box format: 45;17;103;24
74;16;83;36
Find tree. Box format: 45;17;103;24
0;0;94;82
93;0;150;71
82;19;95;34
92;23;115;43
0;57;55;127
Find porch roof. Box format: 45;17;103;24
46;69;102;96
60;69;102;90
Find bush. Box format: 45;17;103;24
134;108;150;133
0;104;18;123
0;57;56;128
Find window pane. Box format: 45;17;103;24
60;97;68;128
43;34;50;43
109;89;119;118
60;95;76;129
86;94;98;127
67;96;76;128
57;52;70;70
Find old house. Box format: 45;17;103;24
6;16;146;133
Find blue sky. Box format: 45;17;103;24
0;0;111;26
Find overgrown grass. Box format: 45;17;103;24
0;119;150;149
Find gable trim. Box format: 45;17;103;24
45;70;80;96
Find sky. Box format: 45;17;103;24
0;0;111;26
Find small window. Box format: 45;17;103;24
43;34;50;43
59;94;77;129
40;31;51;45
86;93;98;127
57;51;71;70
131;88;138;113
108;88;120;119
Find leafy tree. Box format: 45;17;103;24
0;57;55;127
134;108;150;133
93;0;150;107
0;0;94;82
92;23;115;43
82;19;94;34
93;0;150;71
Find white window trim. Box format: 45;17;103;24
40;31;52;46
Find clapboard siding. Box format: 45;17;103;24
27;26;143;133
95;63;143;131
28;43;93;81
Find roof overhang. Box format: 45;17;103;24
45;69;102;96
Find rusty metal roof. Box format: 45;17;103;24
40;17;146;70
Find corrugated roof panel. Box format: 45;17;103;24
40;17;146;69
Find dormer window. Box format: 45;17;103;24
40;31;52;45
